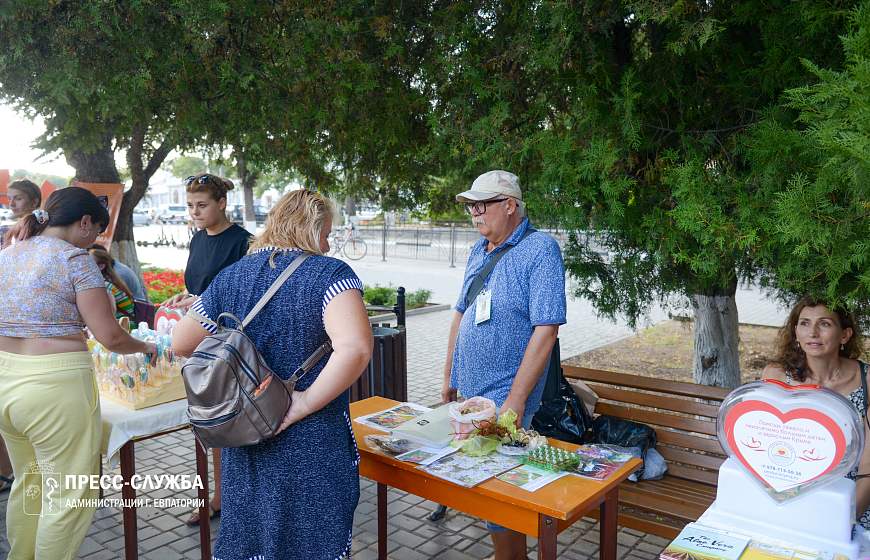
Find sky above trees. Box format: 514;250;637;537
0;106;75;176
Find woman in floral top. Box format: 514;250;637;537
0;187;158;560
0;180;39;496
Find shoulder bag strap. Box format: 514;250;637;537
465;227;536;307
241;253;310;328
118;307;134;320
861;361;868;415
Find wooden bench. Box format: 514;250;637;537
562;365;733;540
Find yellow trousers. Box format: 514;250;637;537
0;350;102;560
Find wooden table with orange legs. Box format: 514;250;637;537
115;427;211;560
351;397;642;560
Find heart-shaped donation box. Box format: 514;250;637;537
717;380;864;504
155;307;186;336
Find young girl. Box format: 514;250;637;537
162;173;252;526
1;178;42;248
88;248;135;321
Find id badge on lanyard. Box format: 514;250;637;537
475;289;491;325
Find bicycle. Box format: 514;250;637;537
328;223;368;260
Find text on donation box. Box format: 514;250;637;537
723;401;845;492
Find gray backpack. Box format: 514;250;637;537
182;253;331;449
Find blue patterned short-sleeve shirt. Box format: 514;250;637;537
450;218;567;418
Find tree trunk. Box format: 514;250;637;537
66;123;171;301
235;151;259;233
344;195;356;227
121;125;172;300
243;182;256;232
692;282;741;388
65;129;121;184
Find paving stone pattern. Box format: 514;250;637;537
0;430;672;560
0;252;786;558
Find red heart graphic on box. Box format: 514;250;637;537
723;400;845;492
155;307;185;335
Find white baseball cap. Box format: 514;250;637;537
456;170;522;202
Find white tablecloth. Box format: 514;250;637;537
99;397;189;470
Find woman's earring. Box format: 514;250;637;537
796;341;801;349
841;344;845;351
79;227;90;238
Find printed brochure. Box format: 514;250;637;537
391;404;454;448
354;403;431;432
418;453;521;487
566;444;634;481
395;447;458;466
496;464;570;492
660;523;750;560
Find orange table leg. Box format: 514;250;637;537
196;442;211;560
600;487;619;560
119;442;137;560
539;514;558;560
378;482;388;560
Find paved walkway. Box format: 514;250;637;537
0;238;789;559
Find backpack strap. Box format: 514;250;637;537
241;253;310;328
464;227;536;308
292;340;334;380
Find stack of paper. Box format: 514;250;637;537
391;405;454;448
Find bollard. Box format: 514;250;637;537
396;286;405;327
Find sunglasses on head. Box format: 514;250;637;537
185;174;222;189
97;195;109;209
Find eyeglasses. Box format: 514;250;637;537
464;198;509;215
97;195;108;209
185;174;221;189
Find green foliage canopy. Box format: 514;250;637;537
747;3;870;312
409;0;858;326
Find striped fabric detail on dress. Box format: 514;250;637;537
322;278;364;316
345;409;361;467
252;247;302;256
213;538;349;559
335;529;353;560
191;298;218;334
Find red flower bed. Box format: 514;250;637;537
142;268;186;303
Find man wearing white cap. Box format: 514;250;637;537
442;170;567;559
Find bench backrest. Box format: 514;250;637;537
563;365;732;486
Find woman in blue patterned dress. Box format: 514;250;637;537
172;189;373;560
762;296;870;528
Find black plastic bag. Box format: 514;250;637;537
531;375;592;445
589;416;657;480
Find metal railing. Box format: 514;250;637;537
351;220;572;266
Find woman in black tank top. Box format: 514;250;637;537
161;173;252;526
